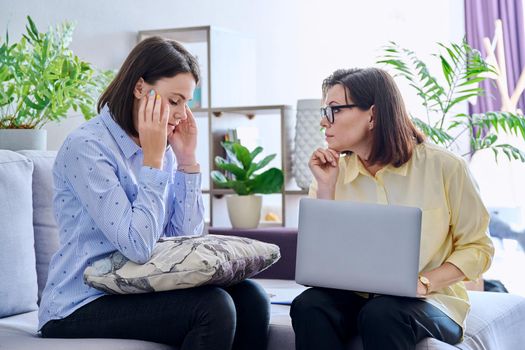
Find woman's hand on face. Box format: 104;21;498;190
168;104;198;165
309;148;340;188
138;90;169;169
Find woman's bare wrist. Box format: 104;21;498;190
316;185;336;199
143;157;163;170
177;163;200;173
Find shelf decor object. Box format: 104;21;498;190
292;99;325;190
211;141;284;229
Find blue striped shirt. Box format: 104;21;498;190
38;106;204;330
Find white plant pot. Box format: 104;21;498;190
292;99;325;190
0;129;47;151
226;195;262;229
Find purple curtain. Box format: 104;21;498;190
465;0;525;113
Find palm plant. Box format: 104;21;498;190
377;40;525;162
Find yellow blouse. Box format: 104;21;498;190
308;142;494;330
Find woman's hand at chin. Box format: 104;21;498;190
168;105;198;166
309;148;340;199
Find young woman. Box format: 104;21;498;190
290;68;494;350
39;37;269;350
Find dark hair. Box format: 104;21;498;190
322;67;424;167
98;36;200;137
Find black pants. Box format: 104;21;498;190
290;287;462;350
41;279;269;350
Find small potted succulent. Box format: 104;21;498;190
211;141;284;229
0;16;112;150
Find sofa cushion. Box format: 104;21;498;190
457;291;525;349
84;234;281;294
0;311;172;350
255;280;525;350
17;151;60;304
1;280;524;350
0;150;38;317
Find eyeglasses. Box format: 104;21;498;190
320;104;357;124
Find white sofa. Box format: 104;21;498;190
1;149;525;350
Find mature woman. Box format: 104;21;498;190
38;37;269;350
290;68;494;350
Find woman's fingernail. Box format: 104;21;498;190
156;94;161;100
149;90;155;96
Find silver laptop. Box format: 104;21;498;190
295;198;422;297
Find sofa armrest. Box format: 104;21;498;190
208;227;298;280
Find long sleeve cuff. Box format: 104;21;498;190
446;246;493;281
139;166;171;192
172;172;204;235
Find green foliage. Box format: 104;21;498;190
211;141;284;196
378;40;525;162
0;16;114;129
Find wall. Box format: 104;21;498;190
1;0;465;148
1;0;467;225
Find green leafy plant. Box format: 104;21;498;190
0;16;113;129
377;40;525;162
211;141;284;195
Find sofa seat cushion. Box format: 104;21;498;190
1;281;524;350
0;311;172;350
457;291;525;349
254;279;525;350
0;296;296;350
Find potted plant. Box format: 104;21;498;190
377;40;525;161
211;141;284;229
0;16;112;150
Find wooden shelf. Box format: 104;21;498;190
202;189;308;195
192;106;292;117
209;221;283;230
206;104;297;226
190;108;211;117
138;26;210;43
285;189;308;195
211;105;292;115
139;26;298;226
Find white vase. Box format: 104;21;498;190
292;99;325;190
0;129;47;151
226;195;262;229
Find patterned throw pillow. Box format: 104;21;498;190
84;234;280;294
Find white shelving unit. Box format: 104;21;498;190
138;26;307;227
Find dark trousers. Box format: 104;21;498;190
290;287;462;350
41;279;269;350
